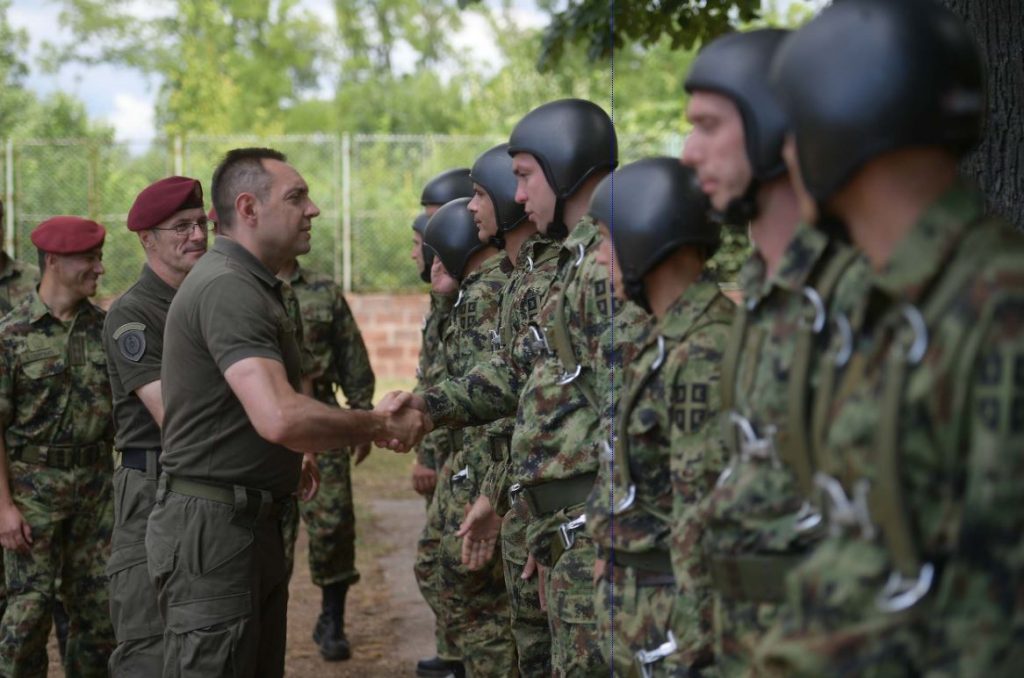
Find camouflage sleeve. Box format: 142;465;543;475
0;341;11;427
330;289;375;410
957;293;1024;669
668;325;730;667
423;336;525;429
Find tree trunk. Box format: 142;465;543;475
940;0;1024;230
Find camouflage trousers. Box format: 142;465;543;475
712;592;782;676
544;529;606;678
0;459;115;677
437;451;516;677
146;483;291;677
413;473;457;661
596;568;708;677
500;500;551;676
106;465;163;677
281;451;360;588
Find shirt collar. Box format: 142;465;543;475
212;236;281;290
27;288;100;325
139;264;177;304
658;279;722;341
740;224;831;305
870;182;983;302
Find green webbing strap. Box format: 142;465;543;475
872;221;995;579
783;247;860;497
550;243;604;414
719;305;749;456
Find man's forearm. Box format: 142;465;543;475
278;393;387;453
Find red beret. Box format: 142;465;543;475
31;216;106;254
127;176;204;232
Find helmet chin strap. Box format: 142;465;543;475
715;180;761;227
625;279;652;315
488;234;506;249
546;197;569;240
419;269;431;284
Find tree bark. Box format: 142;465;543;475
939;0;1024;230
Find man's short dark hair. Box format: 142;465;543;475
37;248;47;274
211;147;287;230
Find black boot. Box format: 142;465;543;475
313;583;351;661
53;599;70;665
415;656;465;678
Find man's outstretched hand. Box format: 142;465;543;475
456;495;503;570
374;391;432;452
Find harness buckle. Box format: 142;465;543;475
814;472;875;539
558;514;587;550
635;630;678;678
876;562;935;613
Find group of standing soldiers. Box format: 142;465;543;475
0;148;383;675
395;1;1024;676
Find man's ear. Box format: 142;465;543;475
236;192;258;227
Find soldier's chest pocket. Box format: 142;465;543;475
301;306;333;345
20;351;66;381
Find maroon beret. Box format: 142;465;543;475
31;216;106;254
127;176;204;232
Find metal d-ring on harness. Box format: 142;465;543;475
549;241;604;412
634;631;678;678
558;513;587;549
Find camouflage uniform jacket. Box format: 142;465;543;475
441;253;508;490
415;291;456;471
588;280;733;663
758;184;1024;676
0;291;112;450
509;218;650;562
424;232;562;509
287;265;375;410
704;225;867;559
0;255;39;316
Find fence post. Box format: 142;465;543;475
173;135;184;176
4;139;13;256
341;133;352;294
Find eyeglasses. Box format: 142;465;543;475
153;219;210;237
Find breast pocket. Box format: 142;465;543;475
20;353;66;381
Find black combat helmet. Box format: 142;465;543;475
411;212;433;283
470;143;528;249
588;157;718;313
423;198;488;282
508;98;618;239
420;168;474;207
771;0;985;205
684;29;790;225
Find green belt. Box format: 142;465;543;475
163;475;290;524
520;471;597;517
709;553;805;604
10;442;110;469
611;548;674;575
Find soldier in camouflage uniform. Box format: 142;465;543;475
585;158;733;677
422;195;515;677
277;256;375;661
387;99;650;676
679;30;868;675
0;216;115;676
412;168;474;678
0;198;39;638
754;2;1024;674
104;177;209;677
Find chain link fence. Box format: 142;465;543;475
1;132;685;298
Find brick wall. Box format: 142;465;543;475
348;293;430;382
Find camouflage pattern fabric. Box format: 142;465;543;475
289;265;374;588
0;292;115;675
0;254;38;623
755;185;1024;676
0;256;38;316
588;280;734;674
429;253;517;676
502;500;551;677
545;538;605;677
699;226;867;675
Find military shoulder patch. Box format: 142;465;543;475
113;322;147;362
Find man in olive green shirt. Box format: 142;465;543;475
148;147;427;677
103;176;209;676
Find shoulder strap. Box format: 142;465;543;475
549;242;603;414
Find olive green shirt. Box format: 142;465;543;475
104;265;176;452
0;290;112;449
161;237;303;498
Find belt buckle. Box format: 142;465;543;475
558;514;587;550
